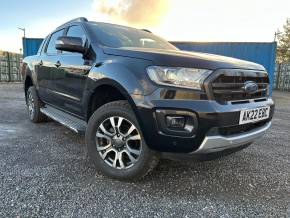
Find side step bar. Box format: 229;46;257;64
40;105;87;134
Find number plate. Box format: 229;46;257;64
239;106;270;124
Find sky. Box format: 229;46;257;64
0;0;289;53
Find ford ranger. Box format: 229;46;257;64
21;17;274;180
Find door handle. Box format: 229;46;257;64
39;60;43;66
55;61;61;68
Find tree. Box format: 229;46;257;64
277;18;290;63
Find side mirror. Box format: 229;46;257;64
55;36;86;54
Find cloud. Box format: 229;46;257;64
92;0;170;27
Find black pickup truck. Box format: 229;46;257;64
21;17;274;180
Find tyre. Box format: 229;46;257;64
85;100;159;181
26;86;47;123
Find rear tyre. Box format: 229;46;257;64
85;100;159;181
26;86;47;123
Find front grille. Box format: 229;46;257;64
208;70;269;103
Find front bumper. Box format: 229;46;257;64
193;121;271;154
132;88;274;153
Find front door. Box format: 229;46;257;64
53;53;91;116
51;25;91;117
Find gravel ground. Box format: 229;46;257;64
0;83;289;217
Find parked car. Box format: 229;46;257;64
21;17;274;180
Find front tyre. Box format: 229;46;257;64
26;86;47;123
85;100;159;181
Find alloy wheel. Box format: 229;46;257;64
95;116;142;169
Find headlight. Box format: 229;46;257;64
147;66;212;90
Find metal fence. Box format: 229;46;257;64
0;40;290;91
274;63;290;91
172;42;277;94
0;51;22;82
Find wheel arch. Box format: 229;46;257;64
22;60;37;99
85;78;140;123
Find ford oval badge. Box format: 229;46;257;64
243;81;258;94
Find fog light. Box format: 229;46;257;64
166;116;185;129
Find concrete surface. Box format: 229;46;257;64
0;83;289;217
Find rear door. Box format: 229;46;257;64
33;36;48;98
36;29;65;105
52;25;91;117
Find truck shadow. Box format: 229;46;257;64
129;150;269;199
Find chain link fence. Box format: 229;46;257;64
274;63;290;91
0;51;22;82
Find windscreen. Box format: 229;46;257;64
88;22;177;50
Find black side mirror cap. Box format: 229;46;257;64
55;36;86;54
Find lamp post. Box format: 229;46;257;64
18;27;26;38
18;27;26;56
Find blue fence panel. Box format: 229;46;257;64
171;42;277;94
22;38;43;58
22;38;276;93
